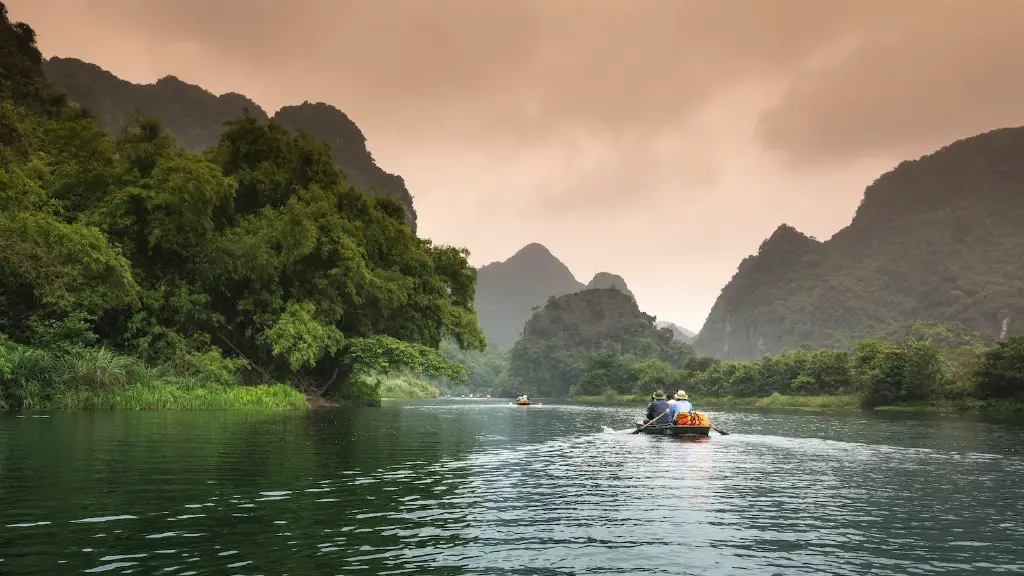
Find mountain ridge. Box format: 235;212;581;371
41;56;417;229
655;321;695;343
694;125;1024;360
474;243;637;349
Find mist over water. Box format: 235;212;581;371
2;401;1022;575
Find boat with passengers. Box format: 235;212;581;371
634;390;725;437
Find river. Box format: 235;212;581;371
1;400;1022;575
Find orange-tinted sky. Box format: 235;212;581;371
9;0;1024;331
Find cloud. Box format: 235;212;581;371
14;1;849;133
16;0;1024;159
757;0;1024;163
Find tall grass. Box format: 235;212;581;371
377;372;441;399
724;393;859;410
52;381;305;410
0;342;307;411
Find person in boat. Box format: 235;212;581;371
644;391;673;425
663;390;695;424
664;391;682;421
671;390;708;426
674;390;693;412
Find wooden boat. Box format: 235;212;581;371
516;400;531;406
634;420;711;437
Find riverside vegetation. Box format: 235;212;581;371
0;4;484;410
464;290;1024;411
4;4;1024;412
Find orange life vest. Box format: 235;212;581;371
674;412;710;426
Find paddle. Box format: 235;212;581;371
631;409;669;434
711;425;730;436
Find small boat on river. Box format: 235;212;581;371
633;421;711;437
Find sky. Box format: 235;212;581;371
8;0;1024;332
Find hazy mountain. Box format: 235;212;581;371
586;272;635;301
474;243;585;350
41;57;417;230
655;321;695;343
474;244;636;349
694;126;1024;360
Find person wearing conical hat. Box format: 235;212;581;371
667;390;697;425
644;390;672;425
675;390;693;413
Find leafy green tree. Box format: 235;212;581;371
0;6;485;406
976;337;1024;398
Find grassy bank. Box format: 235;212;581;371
570;392;1024;413
570;392;856;409
874;398;1024;413
701;393;859;410
50;382;306;410
1;342;307;411
377;373;442;400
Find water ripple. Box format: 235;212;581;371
1;402;1022;574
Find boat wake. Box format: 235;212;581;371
601;426;635;434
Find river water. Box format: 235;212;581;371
1;400;1022;575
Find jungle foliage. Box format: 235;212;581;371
0;4;483;409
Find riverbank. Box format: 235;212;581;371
1;343;308;411
571;392;858;409
570;392;1024;413
4;381;307;411
54;382;308;410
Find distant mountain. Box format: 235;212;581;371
694;126;1024;360
474;243;636;349
474;243;585;350
655;321;695;343
586;272;635;301
41;57;417;230
507;288;677;397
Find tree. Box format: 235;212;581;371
976;337;1024;399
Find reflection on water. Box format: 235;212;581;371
1;400;1023;575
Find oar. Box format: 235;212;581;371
631;410;669;434
711;424;730;436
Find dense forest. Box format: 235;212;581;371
695;127;1024;360
41;57;418;230
453;289;1024;408
0;4;483;410
679;324;1024;409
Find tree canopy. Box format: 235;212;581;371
0;4;484;405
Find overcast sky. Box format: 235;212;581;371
9;0;1024;331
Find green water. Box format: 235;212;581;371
1;400;1022;575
